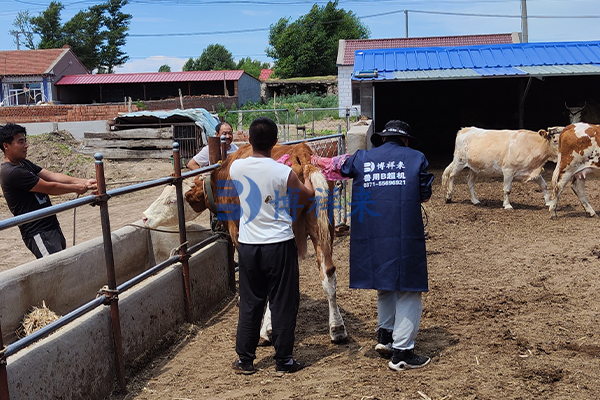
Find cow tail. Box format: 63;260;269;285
309;168;333;257
441;162;453;191
551;153;562;198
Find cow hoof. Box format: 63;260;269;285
330;325;348;344
444;197;452;203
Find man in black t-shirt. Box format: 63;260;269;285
0;123;97;258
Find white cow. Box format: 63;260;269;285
442;127;561;209
549;123;600;217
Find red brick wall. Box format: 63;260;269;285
0;95;238;124
0;104;136;124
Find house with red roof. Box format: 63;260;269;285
55;70;261;106
336;33;521;116
0;46;88;106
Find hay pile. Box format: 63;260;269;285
16;301;61;339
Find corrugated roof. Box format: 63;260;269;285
338;33;518;66
353;40;600;81
56;70;245;85
0;48;75;76
259;68;274;81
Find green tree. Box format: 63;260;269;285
183;44;235;71
15;0;131;73
158;64;171;72
30;1;65;49
236;57;270;79
62;5;104;71
10;10;36;49
98;0;131;73
266;0;369;78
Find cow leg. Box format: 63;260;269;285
467;170;480;205
306;216;347;343
531;175;552;206
441;162;455;202
260;303;273;343
442;161;467;203
549;170;573;218
502;172;514;209
571;176;596;217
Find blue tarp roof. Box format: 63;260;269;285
115;108;219;136
352;40;600;81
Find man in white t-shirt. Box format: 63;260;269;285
230;117;314;375
187;121;239;169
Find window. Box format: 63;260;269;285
7;83;42;105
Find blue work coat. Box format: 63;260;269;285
341;141;434;292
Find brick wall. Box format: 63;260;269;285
0;104;136;124
0;95;238;124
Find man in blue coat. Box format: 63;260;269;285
341;120;434;371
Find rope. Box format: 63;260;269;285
124;223;212;234
421;204;429;228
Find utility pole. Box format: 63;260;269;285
404;10;409;38
521;0;528;43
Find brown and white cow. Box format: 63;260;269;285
549;123;600;217
142;142;348;343
442;127;561;209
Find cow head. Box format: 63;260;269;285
142;179;198;228
540;127;562;162
565;102;586;124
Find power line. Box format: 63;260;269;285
127;8;600;38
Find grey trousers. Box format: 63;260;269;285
377;290;423;350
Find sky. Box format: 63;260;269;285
0;0;599;74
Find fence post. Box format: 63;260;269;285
0;322;9;400
94;153;126;392
172;143;193;323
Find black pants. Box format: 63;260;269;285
235;239;299;365
24;227;66;259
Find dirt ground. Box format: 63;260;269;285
2;134;600;399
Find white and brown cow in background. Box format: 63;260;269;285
442;127;562;209
142;142;348;343
549;123;600;218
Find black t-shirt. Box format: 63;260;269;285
0;159;60;239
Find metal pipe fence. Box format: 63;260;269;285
0;133;348;399
0;145;227;400
225;106;360;142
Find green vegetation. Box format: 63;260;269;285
222;93;341;131
11;0;131;73
267;0;369;78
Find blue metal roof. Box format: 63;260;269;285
353;41;600;81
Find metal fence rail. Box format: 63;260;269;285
0;144;228;399
0;134;348;399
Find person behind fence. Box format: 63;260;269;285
339;119;434;371
187;121;239;169
0;123;97;259
229;117;314;375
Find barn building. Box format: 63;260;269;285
351;40;600;162
55;70;261;106
337;33;521;117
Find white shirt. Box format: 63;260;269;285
192;143;239;167
229;157;294;244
